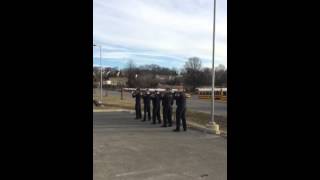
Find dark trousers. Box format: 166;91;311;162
152;106;161;123
143;104;151;121
163;106;172;126
135;104;142;119
167;106;172;126
175;107;186;130
162;105;167;125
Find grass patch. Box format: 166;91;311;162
93;95;135;110
185;110;227;132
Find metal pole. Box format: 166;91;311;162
209;0;216;126
100;45;102;103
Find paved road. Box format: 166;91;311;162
94;111;227;180
186;95;226;116
94;89;227;116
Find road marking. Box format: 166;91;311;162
115;168;163;177
93;109;134;113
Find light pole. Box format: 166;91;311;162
105;70;111;96
117;71;124;100
93;44;103;104
207;0;220;134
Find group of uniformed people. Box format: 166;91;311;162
132;88;187;132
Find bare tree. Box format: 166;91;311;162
123;60;140;87
200;67;213;86
182;57;202;91
184;57;202;71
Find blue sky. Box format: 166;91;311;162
93;0;227;69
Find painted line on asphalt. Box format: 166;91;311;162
115;168;164;177
93;109;135;113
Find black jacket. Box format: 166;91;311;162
142;93;151;106
161;92;174;108
165;92;174;107
132;91;141;104
174;92;186;109
151;93;161;108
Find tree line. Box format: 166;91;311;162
93;57;227;91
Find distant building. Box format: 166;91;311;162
158;83;184;90
107;77;128;87
155;75;175;83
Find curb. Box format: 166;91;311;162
171;119;227;137
187;122;227;137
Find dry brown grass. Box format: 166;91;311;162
185;110;227;132
93;95;135;109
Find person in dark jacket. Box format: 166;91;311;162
142;89;151;121
132;88;142;119
151;90;161;124
167;89;174;127
160;91;167;127
161;88;174;127
173;90;187;132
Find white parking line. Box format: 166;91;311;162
93;109;135;113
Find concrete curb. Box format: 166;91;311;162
187;122;227;137
171;119;227;137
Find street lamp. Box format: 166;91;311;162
93;43;103;104
207;0;220;135
104;70;111;96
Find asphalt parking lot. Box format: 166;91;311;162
94;111;227;180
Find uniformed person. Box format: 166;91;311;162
161;88;174;127
150;90;161;124
160;91;167;127
173;89;187;132
142;89;151;121
132;88;142;119
167;89;174;127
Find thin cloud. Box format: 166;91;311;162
93;0;227;68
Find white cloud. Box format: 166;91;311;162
94;0;227;68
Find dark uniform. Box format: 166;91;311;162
161;91;174;127
151;91;161;124
160;93;167;127
132;90;142;119
174;92;187;131
167;92;174;126
142;92;151;121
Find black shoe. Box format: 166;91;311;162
173;129;180;132
183;129;187;131
142;120;146;122
151;122;156;124
161;125;167;127
148;119;151;121
168;124;172;127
